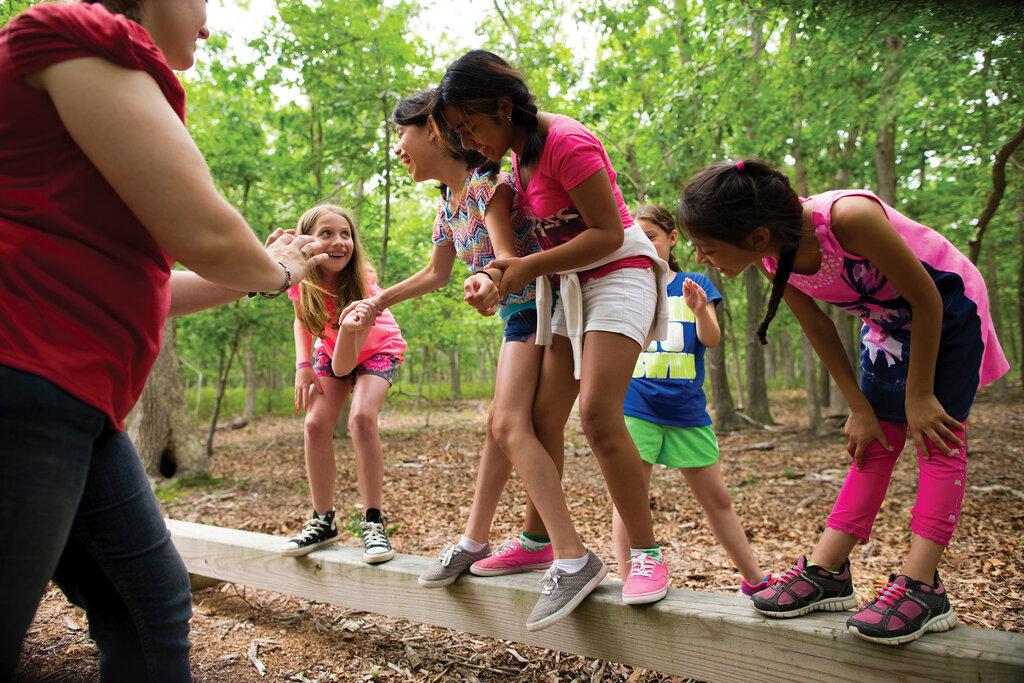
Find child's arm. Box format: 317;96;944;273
465;184;517;314
293;302;322;412
768;268;892;467
331;302;376;377
830;197;963;457
369;244;458;312
683;278;721;348
489;169;625;294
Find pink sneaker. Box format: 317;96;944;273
622;552;669;605
469;538;553;576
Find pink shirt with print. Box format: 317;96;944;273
511;114;650;282
288;282;406;366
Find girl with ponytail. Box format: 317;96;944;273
679;158;1008;645
431;50;674;631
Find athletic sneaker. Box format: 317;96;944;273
360;516;394;564
847;573;957;645
741;574;773;597
526;551;608;632
751;556;857;617
470;538;554;576
418;541;491;588
279;510;339;557
622;552;670;605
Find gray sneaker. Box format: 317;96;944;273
418;541;491;588
526;551;608;632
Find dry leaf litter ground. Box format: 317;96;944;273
17;386;1024;682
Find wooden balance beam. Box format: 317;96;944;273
167;519;1024;682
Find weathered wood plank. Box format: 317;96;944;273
168;519;1024;683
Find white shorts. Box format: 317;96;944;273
551;267;656;349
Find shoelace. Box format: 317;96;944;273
492;540;518;556
361;521;389;549
628;553;655;579
540;566;562;595
875;580;911;609
293;518;330;543
436;542;461;567
771;563;805;587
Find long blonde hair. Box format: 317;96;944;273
295;204;371;337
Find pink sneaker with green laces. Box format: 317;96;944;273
622;552;669;605
470;538;553;576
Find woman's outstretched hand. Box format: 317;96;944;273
264;228;329;288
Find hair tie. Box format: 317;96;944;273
735;160;745;172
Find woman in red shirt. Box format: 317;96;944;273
0;2;327;680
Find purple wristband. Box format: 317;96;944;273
296;361;312;370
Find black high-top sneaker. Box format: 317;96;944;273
280;509;339;557
360;509;394;564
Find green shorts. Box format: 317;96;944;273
624;415;719;469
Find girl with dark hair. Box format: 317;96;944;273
0;1;328;678
613;206;771;596
280;204;406;563
351;89;556;587
679;158;1008;645
432;50;674;630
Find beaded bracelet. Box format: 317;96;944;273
249;261;292;299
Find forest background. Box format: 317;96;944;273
1;0;1022;476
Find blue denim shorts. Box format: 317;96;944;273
503;307;538;343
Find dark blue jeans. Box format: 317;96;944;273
0;365;192;682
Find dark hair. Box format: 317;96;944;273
634;204;680;272
432;50;545;167
678;159;803;344
392;89;498;197
82;0;141;22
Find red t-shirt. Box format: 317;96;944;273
0;3;186;429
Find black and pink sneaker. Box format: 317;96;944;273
751;556;857;618
847;573;956;645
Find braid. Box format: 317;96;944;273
758;247;796;344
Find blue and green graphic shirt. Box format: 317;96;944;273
624;271;722;427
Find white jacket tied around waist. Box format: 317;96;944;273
534;224;671;380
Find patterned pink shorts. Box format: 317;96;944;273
312;348;401;386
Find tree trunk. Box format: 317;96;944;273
873;33;901;205
415;347;429;409
779;332;795;386
205;323;242;457
449;346;461;400
827;306;856;416
1018;190;1024;385
243;332;257;421
309;99;324;197
380;94;393;281
967;122;1024;263
743;266;773;423
803;339;823;435
705;272;739;430
128;320;206;480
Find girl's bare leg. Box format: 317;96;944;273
577;331;655;549
347;374;390;511
303;377;352;513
